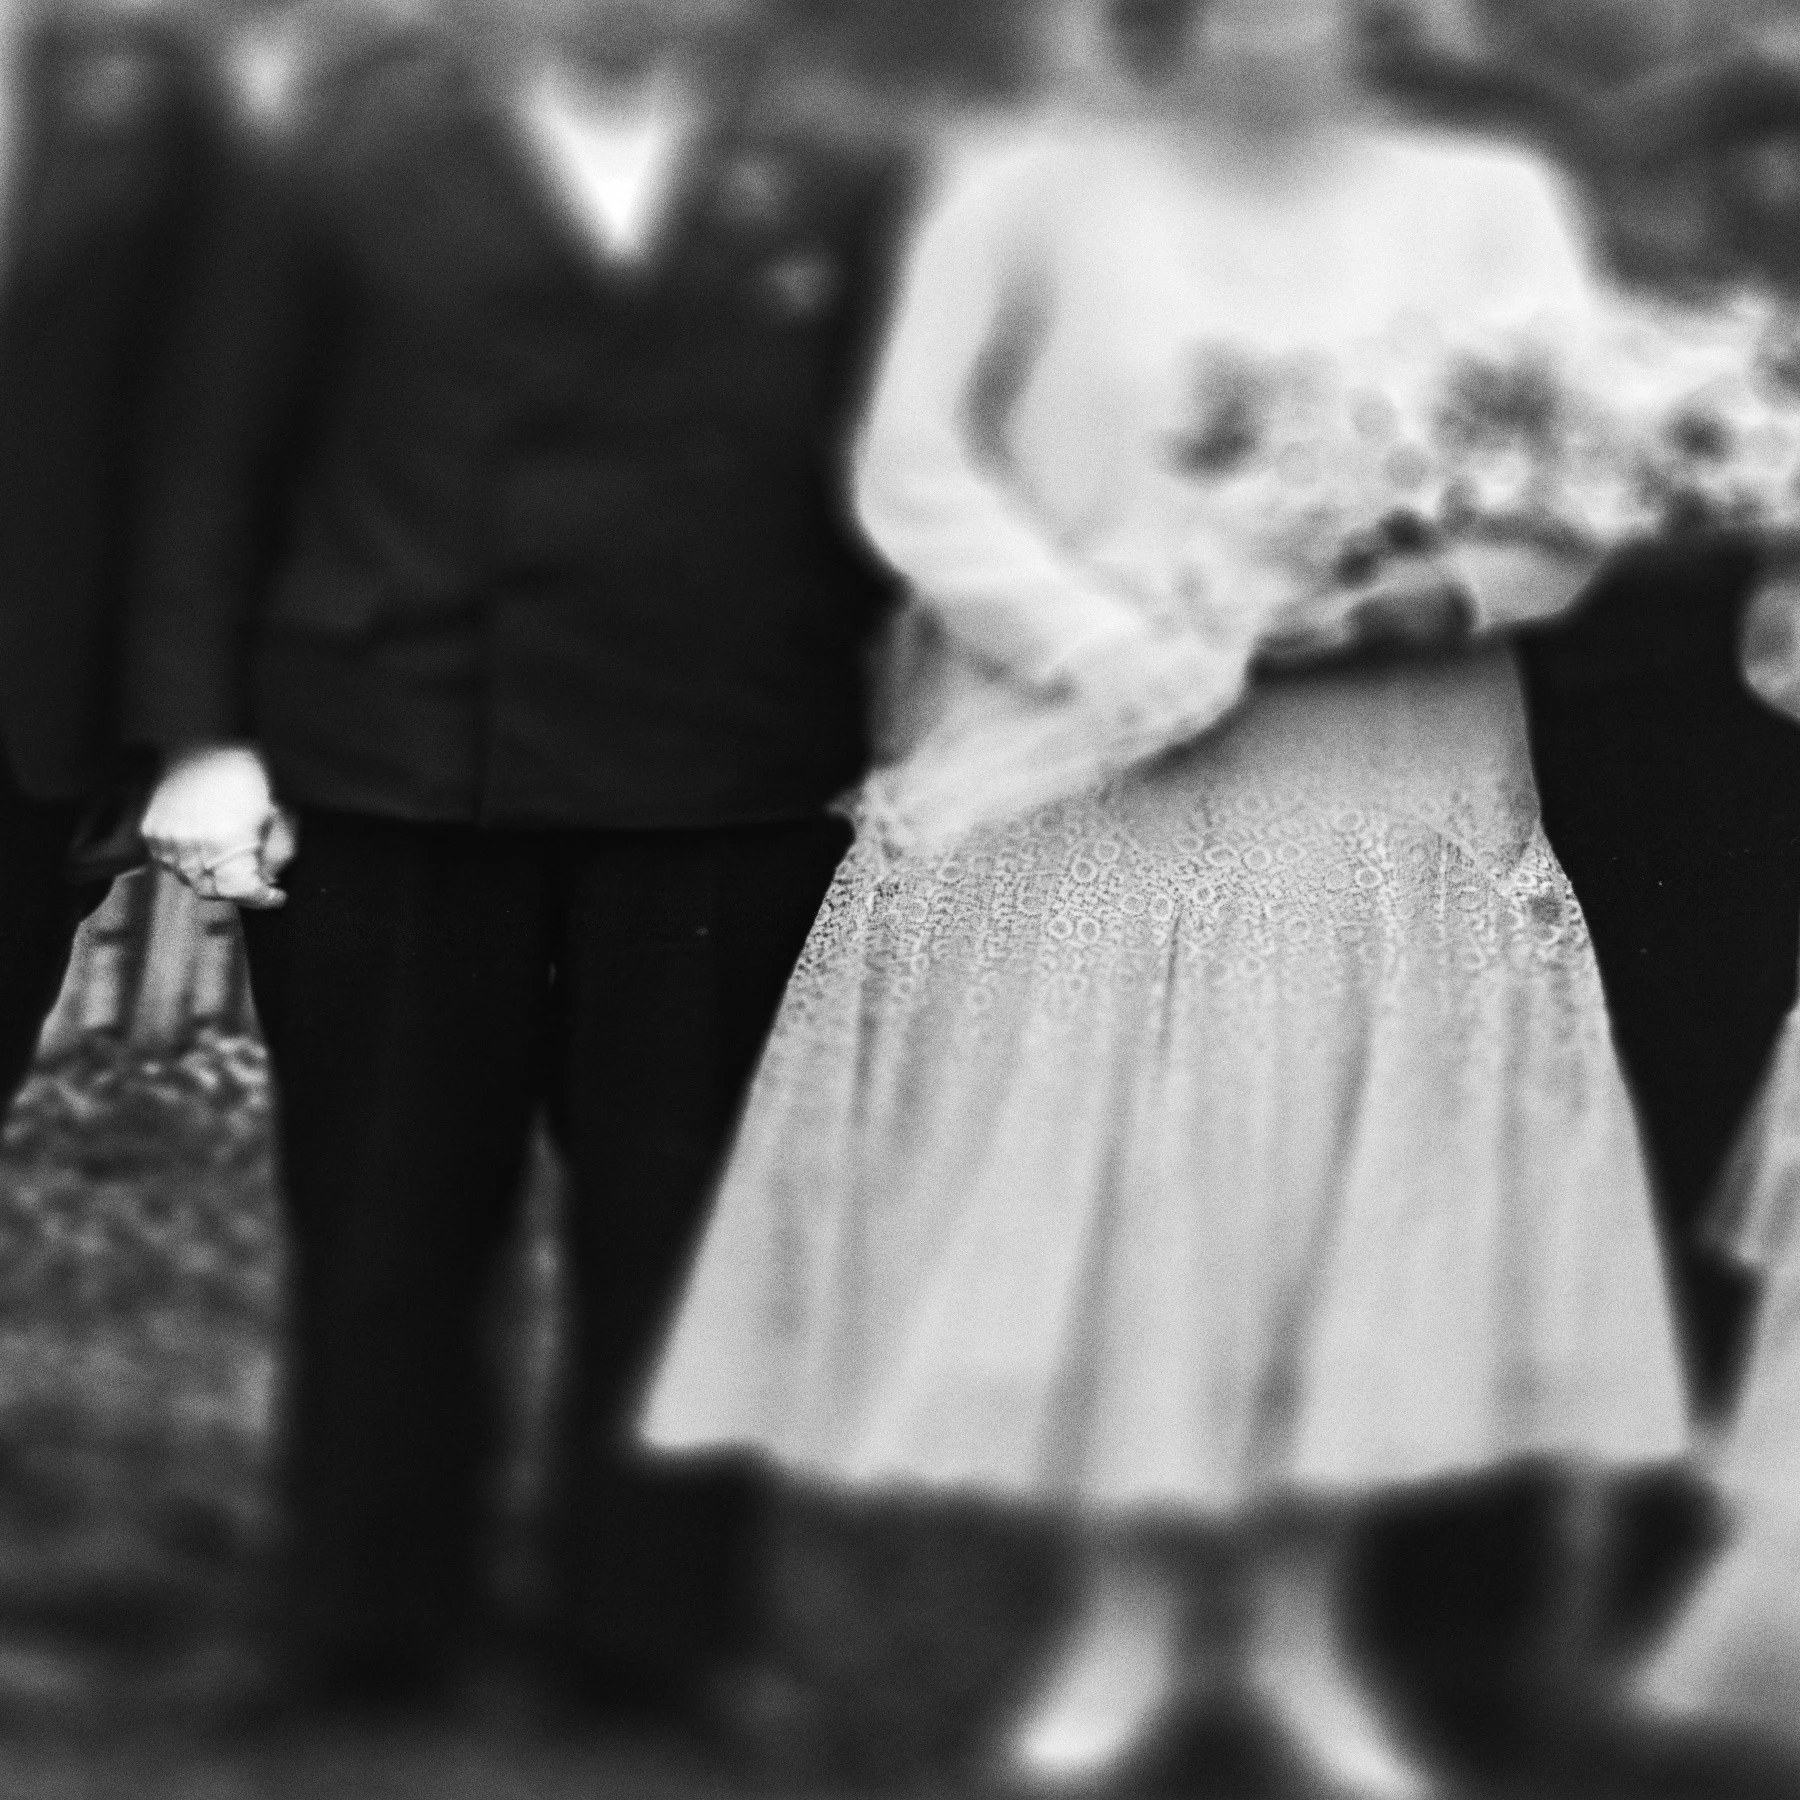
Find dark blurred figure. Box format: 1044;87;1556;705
0;0;213;1110
1518;545;1800;1417
1358;0;1623;172
124;0;915;1726
1524;41;1800;1416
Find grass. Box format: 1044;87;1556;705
0;1029;283;1729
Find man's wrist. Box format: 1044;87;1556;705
158;742;270;785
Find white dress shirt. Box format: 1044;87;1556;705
518;63;697;267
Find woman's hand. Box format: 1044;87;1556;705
1449;540;1604;633
1256;538;1606;673
1343;562;1479;653
1257;556;1476;672
140;745;297;910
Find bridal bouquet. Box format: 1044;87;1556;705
1167;291;1800;657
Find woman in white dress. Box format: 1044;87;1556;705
646;0;1690;1791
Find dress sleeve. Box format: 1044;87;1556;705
852;146;1150;690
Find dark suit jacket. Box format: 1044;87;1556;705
0;10;215;803
127;28;916;831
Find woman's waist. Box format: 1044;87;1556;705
874;600;1527;744
1157;647;1541;822
1250;640;1526;710
1223;643;1528;748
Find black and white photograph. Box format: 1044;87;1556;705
6;0;1800;1794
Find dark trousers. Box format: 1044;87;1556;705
1522;544;1800;1410
240;807;849;1679
0;756;95;1115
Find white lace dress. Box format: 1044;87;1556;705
641;121;1690;1515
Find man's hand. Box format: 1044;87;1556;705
141;745;296;909
1743;574;1800;726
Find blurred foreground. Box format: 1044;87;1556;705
0;945;1794;1795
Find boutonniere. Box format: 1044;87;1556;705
761;244;842;321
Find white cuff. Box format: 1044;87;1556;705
1023;611;1152;690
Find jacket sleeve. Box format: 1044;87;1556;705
851;146;1150;690
122;95;339;759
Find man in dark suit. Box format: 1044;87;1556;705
0;0;213;1110
126;0;913;1721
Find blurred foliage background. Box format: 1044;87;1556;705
169;0;1800;288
